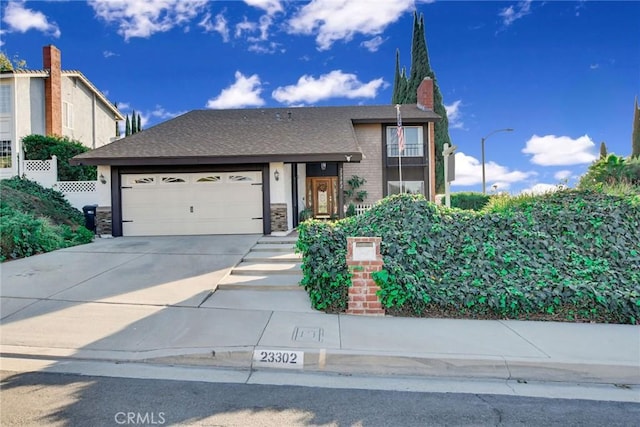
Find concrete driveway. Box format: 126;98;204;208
1;235;262;317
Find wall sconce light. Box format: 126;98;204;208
99;173;107;184
274;170;280;181
321;162;327;171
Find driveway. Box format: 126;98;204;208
1;235;261;318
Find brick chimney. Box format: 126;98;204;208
43;45;62;136
417;77;434;111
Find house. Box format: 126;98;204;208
0;45;124;179
72;79;439;237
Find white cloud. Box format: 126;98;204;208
150;105;186;120
444;100;464;130
520;183;562;195
235;17;257;38
103;50;117;58
244;0;283;16
360;36;386;52
206;71;265;109
451;152;534;187
287;0;414;50
522;134;597;166
499;0;532;27
590;63;599;70
272;70;385;104
248;41;283;54
199;12;230;42
89;0;208;41
2;0;60;37
554;170;572;180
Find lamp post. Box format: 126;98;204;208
481;128;514;194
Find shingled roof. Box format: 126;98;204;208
72;104;439;166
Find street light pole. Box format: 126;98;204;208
481;128;514;194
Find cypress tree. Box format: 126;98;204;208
131;109;137;134
599;141;608;159
392;50;402;105
125;115;131;136
633;97;640;158
137;113;142;132
391;11;452;193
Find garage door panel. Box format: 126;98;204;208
121;172;264;236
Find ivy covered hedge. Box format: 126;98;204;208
296;191;640;324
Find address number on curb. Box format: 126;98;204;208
252;349;304;369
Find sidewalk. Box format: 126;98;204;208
1;236;639;389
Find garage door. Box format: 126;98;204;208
121;171;263;236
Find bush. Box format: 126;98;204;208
578;154;640;190
22;134;97;181
0;177;93;261
448;192;491;211
296;192;640;324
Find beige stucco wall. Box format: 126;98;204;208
61;75;116;149
343;123;384;204
13;77;46;140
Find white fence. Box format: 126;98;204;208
23;157;98;210
354;204;374;216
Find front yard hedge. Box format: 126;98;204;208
296;191;640;324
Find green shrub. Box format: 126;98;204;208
0;177;93;261
448;192;491;211
578;154;640;190
22;134;97;181
296;192;640;324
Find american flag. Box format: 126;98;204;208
396;106;405;153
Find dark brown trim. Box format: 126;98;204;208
261;164;271;235
71;152;363;167
338;162;344;219
111;166;122;237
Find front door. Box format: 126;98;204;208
307;177;337;219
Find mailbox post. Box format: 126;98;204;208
346;237;385;315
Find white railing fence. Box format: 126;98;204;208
22;156;98;210
354;204;374;216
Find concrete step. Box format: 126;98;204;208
231;262;303;276
217;274;303;291
243;251;301;263
258;236;298;245
250;243;297;252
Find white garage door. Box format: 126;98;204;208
121;171;263;236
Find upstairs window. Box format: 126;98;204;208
0;85;10;114
387;126;424;157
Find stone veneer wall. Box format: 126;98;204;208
343;123;384;203
96;206;112;236
270;203;288;232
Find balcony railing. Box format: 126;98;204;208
387;143;424;158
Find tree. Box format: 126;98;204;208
131;109;137;134
0;52;27;71
633;97;640;158
22;134;96;181
125;115;131;136
391;12;452;194
114;102;121;137
137;113;142;132
599;141;608;159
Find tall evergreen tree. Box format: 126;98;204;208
131;109;137;134
137;113;142;132
125;115;131;136
599;141;608;159
633;96;640;158
391;12;452;193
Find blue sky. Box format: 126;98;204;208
1;0;638;194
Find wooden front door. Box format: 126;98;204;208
307;177;337;219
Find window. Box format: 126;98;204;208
387;126;424;157
388;181;424;196
63;102;73;128
0;85;10;114
0;140;11;168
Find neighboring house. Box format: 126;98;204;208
72;79;439;237
0;45;124;179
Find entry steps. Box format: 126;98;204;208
217;235;304;291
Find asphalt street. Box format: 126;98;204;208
2;370;639;427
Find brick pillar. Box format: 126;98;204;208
43;45;62;136
346;237;385;316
